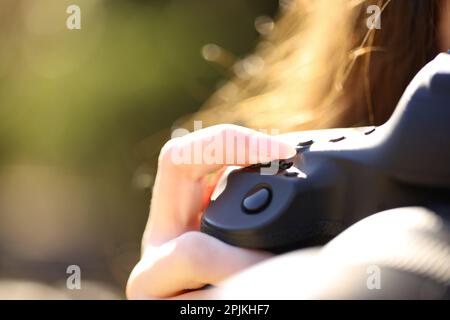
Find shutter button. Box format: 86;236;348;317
242;187;272;214
330;136;345;143
297;140;314;147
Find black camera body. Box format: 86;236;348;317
201;53;450;253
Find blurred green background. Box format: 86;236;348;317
0;0;277;298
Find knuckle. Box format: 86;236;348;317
158;138;181;165
211;123;240;137
175;231;204;252
173;232;209;270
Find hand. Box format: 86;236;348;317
126;124;297;299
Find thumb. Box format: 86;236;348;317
127;232;271;299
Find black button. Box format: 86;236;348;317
242;187;271;214
364;128;376;135
329;136;345;143
279;161;293;170
260;161;273;168
297;140;314;147
246;161;273;170
284;172;298;177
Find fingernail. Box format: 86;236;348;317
275;139;297;159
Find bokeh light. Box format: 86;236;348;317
0;0;278;299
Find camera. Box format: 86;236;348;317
201;53;450;253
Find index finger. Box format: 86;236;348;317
160;124;297;179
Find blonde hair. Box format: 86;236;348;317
180;0;440;132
